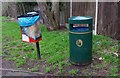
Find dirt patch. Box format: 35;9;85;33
2;52;116;76
1;57;44;76
2;70;37;76
2;58;15;69
92;69;108;76
59;57;106;76
1;56;105;76
21;59;40;69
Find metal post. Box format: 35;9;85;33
70;0;72;17
36;42;41;59
95;0;99;35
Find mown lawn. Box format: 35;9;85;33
1;16;119;76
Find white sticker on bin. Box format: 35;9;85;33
22;34;29;42
73;16;90;20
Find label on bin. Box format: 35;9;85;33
76;39;83;47
73;16;90;20
22;34;29;42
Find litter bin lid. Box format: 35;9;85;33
69;16;92;21
71;27;89;32
17;12;40;27
68;16;93;24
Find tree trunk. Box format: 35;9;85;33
51;2;60;29
21;3;26;14
37;2;54;30
37;1;60;30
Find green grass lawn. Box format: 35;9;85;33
1;16;119;76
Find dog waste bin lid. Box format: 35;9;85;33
17;12;40;27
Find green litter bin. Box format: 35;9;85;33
68;16;93;65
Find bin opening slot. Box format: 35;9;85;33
73;24;89;27
72;24;89;32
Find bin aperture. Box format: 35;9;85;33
72;24;89;32
68;16;93;65
17;12;42;59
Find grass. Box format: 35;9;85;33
1;16;119;76
45;67;51;73
69;69;79;75
109;67;118;76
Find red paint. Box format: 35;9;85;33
29;37;42;42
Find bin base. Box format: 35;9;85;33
69;60;92;66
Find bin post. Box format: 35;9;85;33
36;42;41;59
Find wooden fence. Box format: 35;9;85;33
97;2;120;40
71;2;120;40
